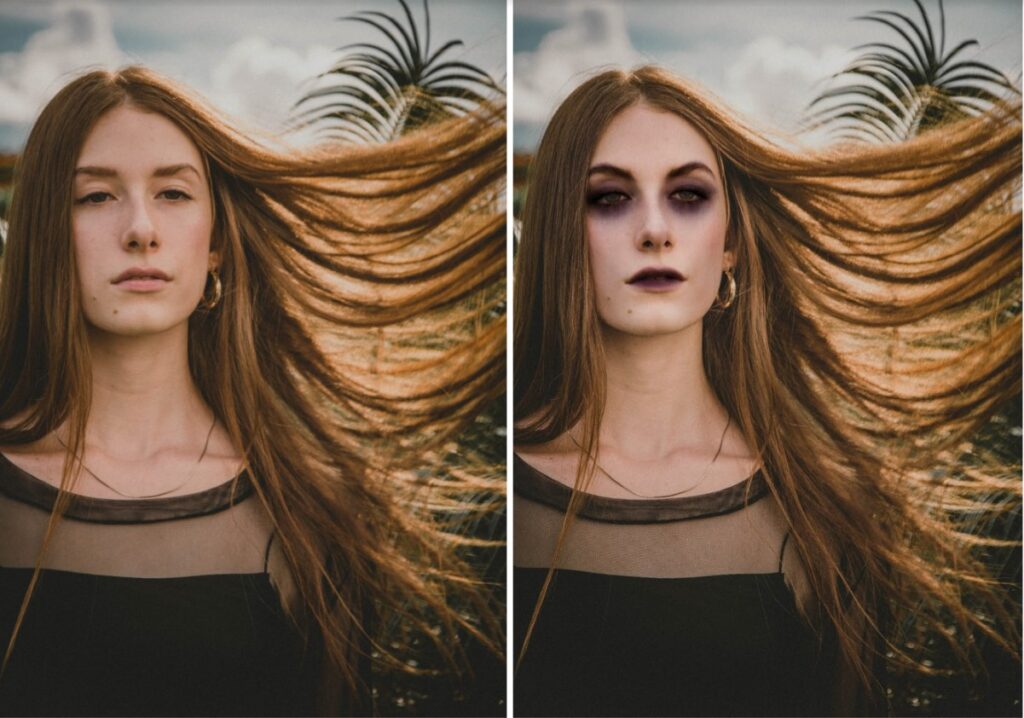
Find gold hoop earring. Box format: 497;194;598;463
202;268;222;310
718;268;737;309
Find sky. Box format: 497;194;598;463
0;0;506;152
513;0;1022;150
0;1;1018;154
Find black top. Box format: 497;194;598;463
0;452;319;717
513;454;838;717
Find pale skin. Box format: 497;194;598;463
1;105;241;499
516;102;810;597
517;102;756;499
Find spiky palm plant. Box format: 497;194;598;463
293;0;501;144
807;0;1018;143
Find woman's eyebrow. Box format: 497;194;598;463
73;166;117;178
666;161;716;179
587;163;633;180
73;163;202;179
587;161;717;180
152;163;201;179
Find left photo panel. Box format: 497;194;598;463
0;1;507;716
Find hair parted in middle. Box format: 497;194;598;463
1;65;505;711
514;64;1020;694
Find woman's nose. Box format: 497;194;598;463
121;197;159;252
635;200;672;251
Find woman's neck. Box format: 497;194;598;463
83;323;210;459
599;322;728;461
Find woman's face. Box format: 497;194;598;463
71;104;216;338
585;101;731;337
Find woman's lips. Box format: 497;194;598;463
112;268;170;292
627;267;685;291
116;278;168;292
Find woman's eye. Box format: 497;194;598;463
75;192;113;205
159;189;192;201
671;188;706;203
587;190;629;207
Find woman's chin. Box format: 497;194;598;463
84;311;192;340
600;312;705;339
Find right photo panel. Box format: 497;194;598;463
511;1;1022;716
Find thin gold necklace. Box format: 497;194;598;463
569;415;732;499
55;416;218;500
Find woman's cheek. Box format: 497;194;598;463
586;227;614;279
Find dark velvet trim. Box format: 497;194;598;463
0;450;253;524
513;453;767;524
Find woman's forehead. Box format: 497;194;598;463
75;105;204;179
590;102;719;181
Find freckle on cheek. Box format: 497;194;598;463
627;309;632;314
112;309;118;315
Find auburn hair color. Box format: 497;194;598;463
1;66;504;712
514;65;1020;700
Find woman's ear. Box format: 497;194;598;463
208;250;221;272
722;249;736;271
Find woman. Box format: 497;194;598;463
513;65;1020;716
0;66;504;715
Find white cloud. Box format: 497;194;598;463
719;36;850;136
0;1;123;123
514;8;851;148
208;36;335;137
0;3;336;146
514;2;640;125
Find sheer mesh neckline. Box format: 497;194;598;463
514;453;767;524
0;450;252;525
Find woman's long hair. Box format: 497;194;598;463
0;66;504;711
514;65;1020;696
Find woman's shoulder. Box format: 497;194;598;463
515;430;761;501
514;435;579;489
0;426;65;490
